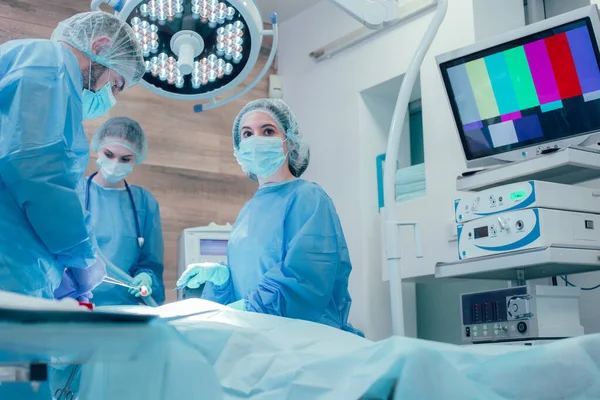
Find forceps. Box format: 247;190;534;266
54;364;80;400
103;276;149;296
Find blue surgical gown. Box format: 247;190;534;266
87;180;166;305
0;39;93;298
202;178;362;335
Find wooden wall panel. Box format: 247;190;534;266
1;0;269;302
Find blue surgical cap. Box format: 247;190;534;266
51;11;145;87
232;98;310;181
91;117;148;164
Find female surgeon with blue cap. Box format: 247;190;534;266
85;117;165;305
177;98;362;336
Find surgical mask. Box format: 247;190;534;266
82;82;116;120
236;136;287;178
96;156;133;183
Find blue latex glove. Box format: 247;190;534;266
54;257;106;302
176;262;230;289
228;299;247;311
129;272;153;298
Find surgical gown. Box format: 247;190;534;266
87;180;165;305
202;179;361;335
0;39;93;298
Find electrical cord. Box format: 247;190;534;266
560;275;600;291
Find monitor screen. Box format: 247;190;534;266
439;18;600;161
199;239;228;256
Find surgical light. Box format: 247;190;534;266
90;0;278;112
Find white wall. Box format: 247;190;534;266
278;0;600;340
544;0;591;18
473;0;526;40
278;0;478;339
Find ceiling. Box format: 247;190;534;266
255;0;323;22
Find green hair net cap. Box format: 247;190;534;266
51;11;145;87
91;117;148;164
232;98;310;181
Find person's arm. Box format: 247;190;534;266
0;67;94;267
202;277;235;305
129;191;166;304
244;185;340;322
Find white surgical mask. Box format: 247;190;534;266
96;156;133;183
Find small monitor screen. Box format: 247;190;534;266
474;226;489;239
199;239;228;256
440;18;600;161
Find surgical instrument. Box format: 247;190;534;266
96;248;158;307
54;364;80;400
102;276;149;297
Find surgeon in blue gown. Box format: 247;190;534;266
86;117;165;305
0;11;145;300
177;99;362;336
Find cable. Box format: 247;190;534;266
560;275;600;291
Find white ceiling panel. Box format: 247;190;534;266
254;0;322;22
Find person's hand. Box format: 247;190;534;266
227;299;247;311
54;271;91;302
176;262;230;289
129;272;153;298
54;257;106;301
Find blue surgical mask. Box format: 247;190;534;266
96;156;133;183
235;136;287;178
82;82;116;120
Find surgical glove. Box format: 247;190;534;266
54;270;92;302
228;299;247;311
129;272;153;298
54;257;106;302
176;262;230;289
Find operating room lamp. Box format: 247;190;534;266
91;0;278;112
91;0;448;335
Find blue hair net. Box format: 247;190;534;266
51;11;145;87
232;98;310;181
91;117;148;164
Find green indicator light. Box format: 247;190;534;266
510;191;526;201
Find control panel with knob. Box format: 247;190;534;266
454;181;600;224
457;208;541;260
497;215;510;231
460;285;583;344
454;181;536;223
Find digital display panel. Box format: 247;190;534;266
474;226;489;239
440;18;600;161
199;239;228;256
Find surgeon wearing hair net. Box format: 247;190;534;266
0;11;145;300
82;117;165;305
177;99;362;336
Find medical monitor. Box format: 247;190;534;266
437;5;600;168
177;223;231;301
